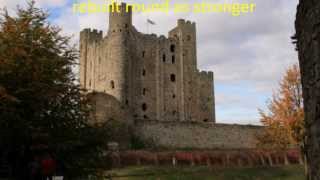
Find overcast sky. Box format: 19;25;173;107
0;0;300;125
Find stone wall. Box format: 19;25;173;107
134;120;262;149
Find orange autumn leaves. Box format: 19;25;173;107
257;64;304;149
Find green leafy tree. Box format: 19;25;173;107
0;1;109;178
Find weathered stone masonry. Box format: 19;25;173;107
134;120;262;149
80;3;261;149
80;3;215;123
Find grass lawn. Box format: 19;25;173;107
106;165;305;180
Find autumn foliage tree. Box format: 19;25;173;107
257;64;304;150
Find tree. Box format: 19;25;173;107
257;64;304;150
0;1;109;178
295;1;320;179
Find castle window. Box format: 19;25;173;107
119;29;122;32
172;55;175;64
125;99;129;105
172;94;176;99
142;69;146;76
110;80;115;89
142;103;147;111
142;51;145;58
162;54;166;62
143;88;146;95
170;74;176;82
143;115;148;119
170;44;175;52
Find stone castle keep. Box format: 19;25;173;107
80;3;215;123
80;3;261;149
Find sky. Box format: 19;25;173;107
0;0;300;125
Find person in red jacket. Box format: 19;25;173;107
41;153;56;180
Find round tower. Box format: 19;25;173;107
108;3;132;34
105;3;132;104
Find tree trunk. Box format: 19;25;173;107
295;1;320;179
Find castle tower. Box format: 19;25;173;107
169;20;198;121
105;3;132;104
79;29;103;90
108;3;132;34
169;19;197;71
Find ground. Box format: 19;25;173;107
106;165;304;180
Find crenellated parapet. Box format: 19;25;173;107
80;28;103;43
177;19;196;29
199;70;214;80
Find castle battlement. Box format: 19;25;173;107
80;28;103;42
199;71;214;79
177;19;196;28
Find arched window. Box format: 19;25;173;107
170;74;176;82
142;51;145;58
170;44;175;52
162;54;166;62
110;80;115;89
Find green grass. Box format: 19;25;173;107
106;165;305;180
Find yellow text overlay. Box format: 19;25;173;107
73;0;256;17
